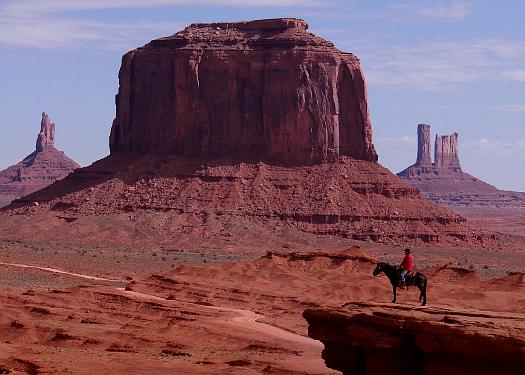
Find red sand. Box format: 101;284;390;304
0;248;523;374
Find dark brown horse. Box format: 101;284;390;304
373;262;427;305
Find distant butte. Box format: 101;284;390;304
398;124;498;195
398;124;525;235
0;113;80;207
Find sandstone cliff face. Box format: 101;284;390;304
304;304;525;375
434;132;460;169
0;113;79;207
109;18;377;165
415;124;431;166
36;112;56;152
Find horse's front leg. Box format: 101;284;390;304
392;285;397;303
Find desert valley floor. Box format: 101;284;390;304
0;233;524;374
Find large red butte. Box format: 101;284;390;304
109;18;377;165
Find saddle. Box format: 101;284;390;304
398;270;415;288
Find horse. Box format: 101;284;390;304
373;262;427;306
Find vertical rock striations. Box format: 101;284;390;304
0;113;79;207
109;18;377;165
434;132;460;170
416;124;431;166
36;112;56;152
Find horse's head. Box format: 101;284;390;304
373;262;384;276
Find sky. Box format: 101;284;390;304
0;0;524;191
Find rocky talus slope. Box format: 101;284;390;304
304;303;525;375
0;113;79;207
6;153;474;245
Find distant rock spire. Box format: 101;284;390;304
434;132;460;169
416;124;431;166
36;112;55;152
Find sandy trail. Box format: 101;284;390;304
0;262;323;349
0;261;123;282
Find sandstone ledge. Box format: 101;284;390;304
304;303;525;375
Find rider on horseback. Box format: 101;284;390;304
399;248;413;288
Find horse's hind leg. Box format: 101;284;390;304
418;280;427;306
392;285;397;304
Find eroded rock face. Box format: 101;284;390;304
0;113;79;207
434;132;460;169
36;112;56;152
416;124;431;166
109;18;377;165
304;304;525;375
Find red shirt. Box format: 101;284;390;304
400;254;413;271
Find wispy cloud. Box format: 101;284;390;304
414;2;471;20
501;70;525;82
0;17;183;49
377;136;417;147
493;104;525;112
464;137;525;155
354;39;525;89
0;0;326;16
359;1;473;22
0;0;327;50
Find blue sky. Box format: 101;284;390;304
1;0;524;190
